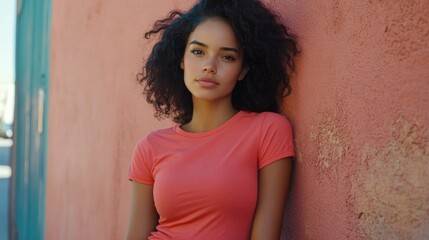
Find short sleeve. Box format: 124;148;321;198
258;113;295;169
128;136;155;185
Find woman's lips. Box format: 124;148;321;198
196;77;219;88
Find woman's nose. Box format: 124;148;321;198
202;59;216;74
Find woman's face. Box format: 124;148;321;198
182;18;248;104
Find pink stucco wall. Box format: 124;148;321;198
277;0;429;239
46;1;194;239
46;0;429;239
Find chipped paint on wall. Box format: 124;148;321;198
307;97;352;184
315;112;348;178
350;117;429;239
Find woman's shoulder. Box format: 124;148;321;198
243;111;291;124
135;126;177;147
237;111;292;136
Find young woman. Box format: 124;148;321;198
127;0;298;239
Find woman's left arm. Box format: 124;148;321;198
251;157;293;240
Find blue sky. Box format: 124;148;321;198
0;0;16;84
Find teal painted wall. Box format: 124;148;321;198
12;0;51;239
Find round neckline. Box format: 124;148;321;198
174;111;246;138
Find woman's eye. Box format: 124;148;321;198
191;49;204;55
222;55;236;62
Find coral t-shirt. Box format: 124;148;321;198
128;111;294;240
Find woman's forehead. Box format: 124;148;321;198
187;18;239;49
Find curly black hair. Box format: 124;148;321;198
138;0;299;124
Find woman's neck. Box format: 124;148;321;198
182;99;238;133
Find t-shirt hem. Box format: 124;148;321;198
259;151;294;169
128;174;154;185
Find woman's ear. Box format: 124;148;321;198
238;66;249;81
180;59;184;69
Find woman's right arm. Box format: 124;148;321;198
126;181;159;240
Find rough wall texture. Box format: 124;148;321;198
275;0;429;239
46;0;429;239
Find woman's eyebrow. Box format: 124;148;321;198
188;40;239;54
